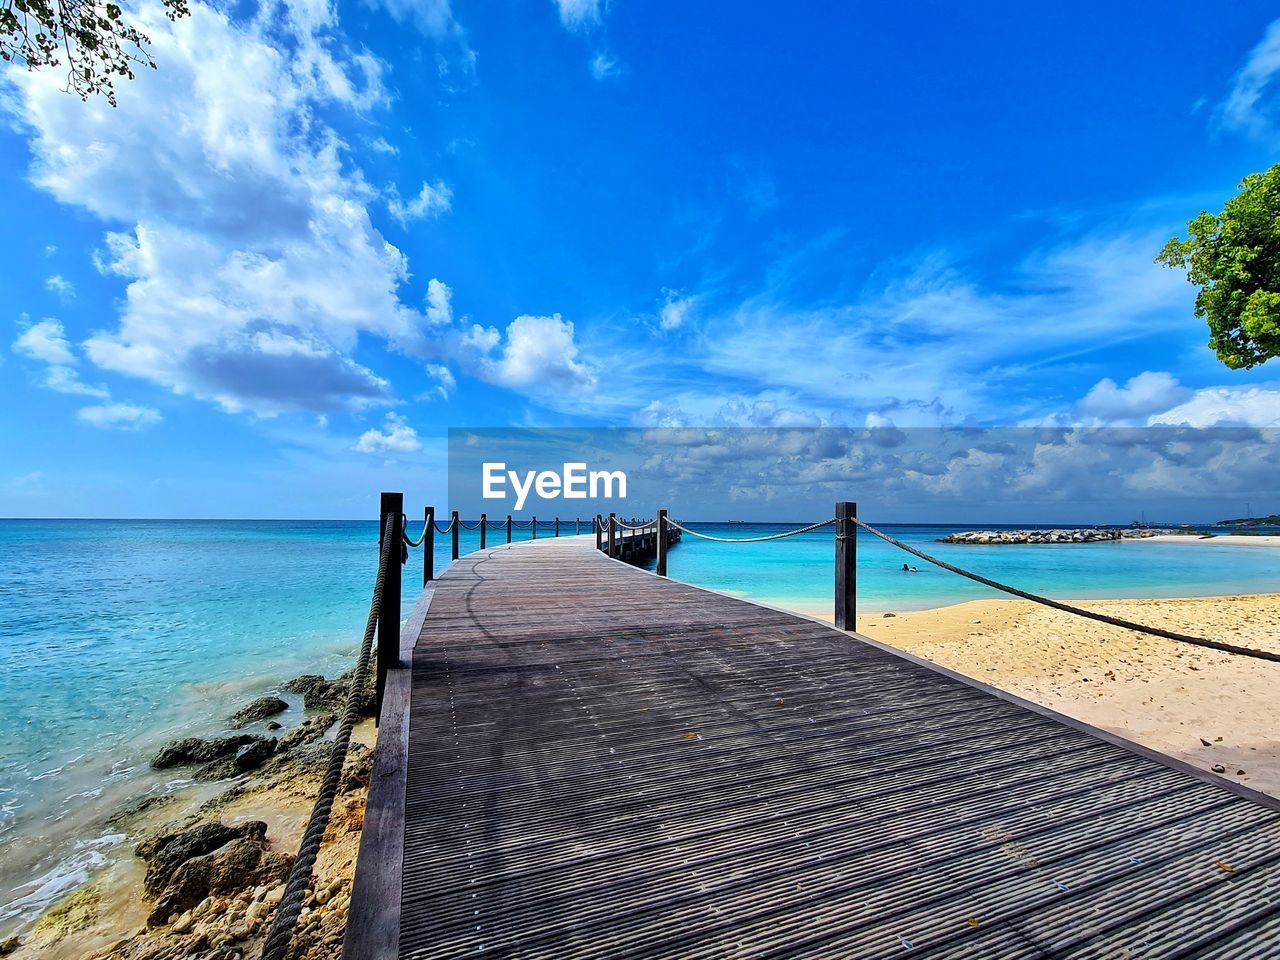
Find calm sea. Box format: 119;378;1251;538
1;518;1278;928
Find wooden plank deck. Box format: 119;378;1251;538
354;535;1280;959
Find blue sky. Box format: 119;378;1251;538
2;0;1280;517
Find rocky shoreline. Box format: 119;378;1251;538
2;670;376;960
938;527;1193;545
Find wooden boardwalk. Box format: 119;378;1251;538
348;536;1280;959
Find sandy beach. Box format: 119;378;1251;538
839;594;1280;798
1138;533;1280;546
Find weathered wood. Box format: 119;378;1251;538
835;500;856;630
423;506;433;586
506;514;512;544
479;513;486;550
532;516;538;540
342;581;433;960
607;512;616;558
656;508;668;576
363;535;1280;960
450;511;459;560
375;491;402;716
594;515;602;551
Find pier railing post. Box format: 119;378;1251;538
657;509;669;576
608;512;617;558
835;501;857;631
451;510;459;560
555;517;560;537
480;513;487;550
576;518;581;535
424;506;434;585
595;515;602;551
377;491;404;718
506;514;512;544
532;516;538;540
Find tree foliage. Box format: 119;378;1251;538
2;0;189;106
1158;164;1280;370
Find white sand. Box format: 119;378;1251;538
1134;534;1280;547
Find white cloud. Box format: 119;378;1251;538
555;0;601;31
13;318;111;397
1076;371;1193;424
77;402;162;430
44;274;74;301
1219;18;1280;140
13;318;75;365
692;230;1192;425
362;0;477;76
472;313;597;395
590;52;619;80
388;180;453;226
44;365;110;398
659;290;695;330
369;136;398;155
5;0;433;417
354;412;423;454
1149;384;1280;427
425;277;453;325
422;363;456;400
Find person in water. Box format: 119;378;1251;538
901;563;920;573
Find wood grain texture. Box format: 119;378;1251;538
352;537;1280;959
343;582;434;960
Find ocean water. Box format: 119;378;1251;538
653;522;1280;613
1;517;1277;930
0;518;518;929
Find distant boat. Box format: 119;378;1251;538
727;520;747;525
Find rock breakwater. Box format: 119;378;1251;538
938;528;1190;545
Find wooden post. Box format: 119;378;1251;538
656;509;669;577
532;516;537;540
479;513;487;550
835;501;857;630
506;514;512;544
595;516;602;551
576;518;581;535
423;506;434;585
608;512;617;558
555;517;560;537
376;492;404;718
451;510;459;560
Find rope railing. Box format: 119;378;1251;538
261;513;395;960
848;517;1280;665
666;517;835;543
401;513;428;548
433;516;455;534
615;518;657;531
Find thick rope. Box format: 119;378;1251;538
401;513;428;548
850;517;1280;664
667;518;836;543
261;515;394;960
433;517;455;534
615;518;656;531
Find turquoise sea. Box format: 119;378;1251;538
1;517;1278;929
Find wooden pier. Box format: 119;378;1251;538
344;530;1280;959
